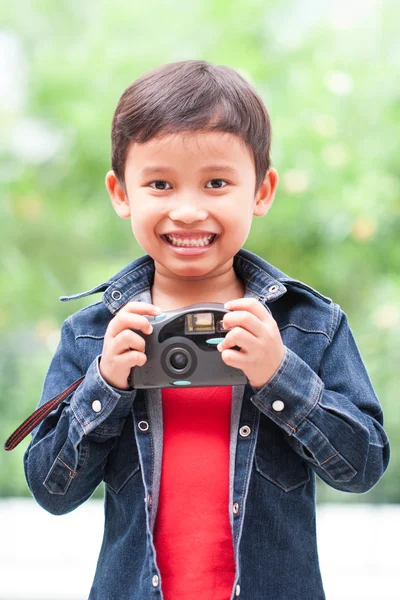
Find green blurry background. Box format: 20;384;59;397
1;0;399;502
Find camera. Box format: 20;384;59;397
128;303;248;389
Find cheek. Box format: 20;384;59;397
223;203;253;230
222;203;254;246
130;200;158;225
129;203;164;243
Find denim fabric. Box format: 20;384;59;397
24;248;390;600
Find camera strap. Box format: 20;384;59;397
4;376;85;452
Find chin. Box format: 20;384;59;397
156;257;216;276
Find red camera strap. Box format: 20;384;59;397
4;376;85;452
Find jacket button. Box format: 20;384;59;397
272;400;285;412
152;575;159;587
268;284;279;294
239;426;251;437
236;584;241;596
138;420;149;431
233;502;239;515
111;290;122;300
92;400;102;413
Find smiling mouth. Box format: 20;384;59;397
162;233;218;248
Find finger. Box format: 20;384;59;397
121;301;161;315
108;312;154;338
220;347;248;371
113;329;147;355
117;349;148;367
218;327;254;352
224;298;270;323
222;310;266;338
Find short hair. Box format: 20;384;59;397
111;60;272;192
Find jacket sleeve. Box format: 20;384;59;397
24;317;137;515
251;305;390;493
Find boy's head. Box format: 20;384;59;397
110;60;272;194
105;60;278;282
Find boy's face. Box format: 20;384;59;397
106;130;278;282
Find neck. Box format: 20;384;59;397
151;261;245;311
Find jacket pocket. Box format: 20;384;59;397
104;413;140;494
254;414;310;492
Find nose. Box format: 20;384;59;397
168;202;208;224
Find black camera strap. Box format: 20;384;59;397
4;376;85;452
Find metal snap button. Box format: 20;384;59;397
92;400;102;413
236;584;241;596
233;502;239;515
272;400;285;412
138;420;149;431
152;575;159;587
111;290;122;301
268;284;279;294
239;426;251;438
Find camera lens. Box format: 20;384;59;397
170;351;188;370
162;344;196;378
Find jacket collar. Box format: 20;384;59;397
60;248;287;315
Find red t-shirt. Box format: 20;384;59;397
153;386;236;600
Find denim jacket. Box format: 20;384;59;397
23;248;390;600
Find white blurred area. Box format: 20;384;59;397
0;499;398;600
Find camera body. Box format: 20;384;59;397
128;302;248;389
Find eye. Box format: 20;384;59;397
205;179;228;189
149;180;172;190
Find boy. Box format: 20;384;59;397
22;60;389;599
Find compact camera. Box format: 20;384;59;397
127;303;248;389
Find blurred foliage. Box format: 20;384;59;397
0;0;399;502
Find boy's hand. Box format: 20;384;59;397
217;298;285;389
99;302;161;390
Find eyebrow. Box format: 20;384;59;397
140;165;239;177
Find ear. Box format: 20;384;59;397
253;168;279;217
105;170;131;219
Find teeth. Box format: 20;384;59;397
165;234;215;247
